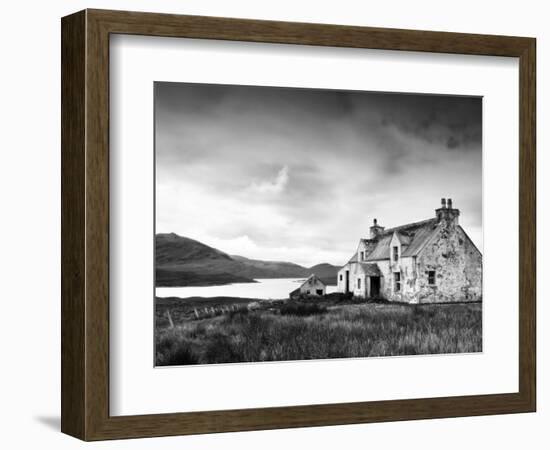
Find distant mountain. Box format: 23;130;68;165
307;263;340;285
156;234;252;287
156;233;231;264
155;233;340;287
230;255;310;278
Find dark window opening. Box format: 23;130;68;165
428;270;436;285
339;274;343;281
316;289;323;296
393;246;399;262
360;251;364;261
358;278;361;289
394;272;401;292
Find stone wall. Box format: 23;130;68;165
414;225;482;303
337;265;349;293
378;256;418;303
300;276;326;296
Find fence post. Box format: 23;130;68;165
166;310;174;328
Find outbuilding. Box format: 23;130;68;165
289;274;326;299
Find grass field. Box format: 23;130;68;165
155;296;482;366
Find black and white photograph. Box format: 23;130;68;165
1;1;541;446
154;82;483;366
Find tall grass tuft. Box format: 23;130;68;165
156;332;200;366
280;302;327;316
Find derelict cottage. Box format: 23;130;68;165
337;198;482;303
290;274;326;300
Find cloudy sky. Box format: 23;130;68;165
155;82;482;267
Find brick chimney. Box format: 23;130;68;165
435;198;460;225
369;218;385;238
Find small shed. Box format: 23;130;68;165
289;274;326;299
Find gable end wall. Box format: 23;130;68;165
414;224;482;303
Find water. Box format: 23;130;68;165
156;278;338;300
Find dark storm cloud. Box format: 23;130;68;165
372;93;482;150
155;82;482;266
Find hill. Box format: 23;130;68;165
156;233;232;264
230;255;310;278
155;233;340;287
307;263;340;285
156;234;253;286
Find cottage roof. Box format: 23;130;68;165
345;251;357;264
300;273;326;288
365;218;439;261
357;263;381;276
341;218;442;266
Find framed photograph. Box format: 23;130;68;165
61;9;536;440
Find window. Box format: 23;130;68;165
316;289;323;296
360;251;364;261
428;270;436;285
358;278;361;289
394;272;401;292
393;246;399;262
339;274;343;281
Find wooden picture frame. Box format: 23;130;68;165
61;9;536;441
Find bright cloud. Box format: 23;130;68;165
249;166;289;195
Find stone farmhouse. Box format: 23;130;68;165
337;199;482;303
289;274;326;300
